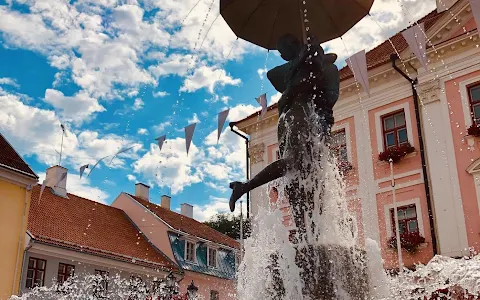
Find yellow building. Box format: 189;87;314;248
0;133;38;300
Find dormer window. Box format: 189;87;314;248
208;248;217;268
185;241;196;262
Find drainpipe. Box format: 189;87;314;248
229;123;250;219
390;53;438;255
18;239;34;296
12;184;32;295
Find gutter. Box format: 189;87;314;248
12;184;32;295
390;53;438;255
229;123;250;219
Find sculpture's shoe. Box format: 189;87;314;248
229;181;245;212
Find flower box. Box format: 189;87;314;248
378;142;415;163
387;232;425;253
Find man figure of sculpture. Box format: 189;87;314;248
228;33;340;243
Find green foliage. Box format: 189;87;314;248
203;213;251;240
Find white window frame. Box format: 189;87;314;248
185;240;196;262
207;246;217;268
466;157;480;216
331;123;352;163
374;102;414;153
383;198;425;239
459;76;480;128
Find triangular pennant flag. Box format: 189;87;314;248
346;50;370;95
470;0;480;29
185;123;197;155
88;155;109;177
39;179;48;203
217;109;230;143
256;93;267;117
79;164;89;178
109;145;135;164
155;135;166;152
402;23;428;69
55;172;67;188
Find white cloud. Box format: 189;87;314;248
187;113;201;124
0;77;20;88
152;121;172;133
193;196;230;222
127;174;137;182
137;128;148;135
133;98;144;111
37;172;109;204
270;92;281;105
180;66;241;93
257;68;267;79
1;90;141;170
132;138;204;194
153;91;170;98
44;89;105;123
148;54;196;78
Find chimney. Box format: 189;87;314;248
45;165;68;197
181;203;193;219
161;195;171;210
436;0;458;13
135;183;150;201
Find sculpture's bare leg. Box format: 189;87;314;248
229;159;288;212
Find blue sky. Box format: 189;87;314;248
0;0;435;221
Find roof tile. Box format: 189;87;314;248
129;194;240;250
0;133;37;178
28;185;178;271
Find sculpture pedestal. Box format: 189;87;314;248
268;244;370;300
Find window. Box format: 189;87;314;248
382;110;408;149
390;205;419;236
57;263;75;284
210;290;219;300
26;257;46;288
468;83;480;124
185;241;196;262
208;248;217;267
330;129;348;163
94;270;109;298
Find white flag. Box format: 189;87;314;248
217;109;230;143
256;93;267;117
347;50;370;95
79;164;89;178
185;123;196;155
402;23;428;69
55;172;67;188
155;135;166;152
39;179;48;203
470;0;480;30
88;155;109;178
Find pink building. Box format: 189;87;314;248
232;0;480;270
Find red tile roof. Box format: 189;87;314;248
233;10;446;126
128;194;240;250
28;185;178;272
0;133;37;179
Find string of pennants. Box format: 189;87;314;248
347;0;479;94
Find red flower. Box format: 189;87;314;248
467;123;480;137
378;142;415;163
387;232;425;253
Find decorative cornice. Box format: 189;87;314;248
416;80;442;105
249;143;265;165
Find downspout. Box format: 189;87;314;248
12;184;32;295
390;53;438;255
18;240;34;295
229;123;250;219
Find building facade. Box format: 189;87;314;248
113;184;239;300
20;165;180;297
232;0;480;269
0;133;38;300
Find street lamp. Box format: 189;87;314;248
186;281;198;300
165;272;176;290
